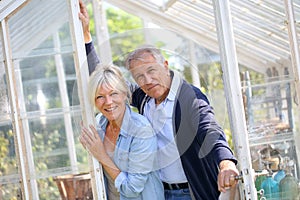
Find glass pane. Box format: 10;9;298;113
0;60;21;199
17;51;76;112
6;0;90;198
232;0;290;75
232;1;299;199
0;122;21;199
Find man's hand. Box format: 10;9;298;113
218;160;239;193
78;0;92;43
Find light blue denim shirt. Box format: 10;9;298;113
96;105;164;200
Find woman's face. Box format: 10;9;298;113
95;84;127;123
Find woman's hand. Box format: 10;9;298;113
79;123;121;180
79;123;106;162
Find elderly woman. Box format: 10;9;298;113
79;64;164;200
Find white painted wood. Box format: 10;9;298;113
1;18;32;200
212;0;257;199
0;0;27;21
67;0;106;199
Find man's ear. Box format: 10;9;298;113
164;60;169;69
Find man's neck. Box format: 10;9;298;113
155;88;170;105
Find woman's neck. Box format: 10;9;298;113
108;121;121;132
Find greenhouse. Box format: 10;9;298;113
0;0;300;199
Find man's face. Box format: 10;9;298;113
129;53;171;100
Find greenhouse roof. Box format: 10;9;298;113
1;0;299;75
105;0;300;74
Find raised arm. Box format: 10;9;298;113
79;0;92;43
78;0;138;96
79;0;100;74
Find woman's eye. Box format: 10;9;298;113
96;96;103;100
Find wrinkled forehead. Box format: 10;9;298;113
129;51;155;63
129;53;157;68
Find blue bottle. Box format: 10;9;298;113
273;156;285;183
261;174;280;199
273;169;285;183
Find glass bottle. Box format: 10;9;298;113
279;173;299;200
261;174;280;199
260;161;279;200
273;169;285;183
255;170;268;199
279;159;299;200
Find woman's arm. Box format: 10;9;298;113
79;124;121;180
80;123;158;198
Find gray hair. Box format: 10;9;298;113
125;45;165;70
88;64;130;108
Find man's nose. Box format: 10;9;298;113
143;74;152;84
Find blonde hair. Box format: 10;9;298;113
88;64;130;108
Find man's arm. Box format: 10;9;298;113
79;0;92;43
85;42;100;75
78;0;141;103
188;86;239;193
79;0;100;74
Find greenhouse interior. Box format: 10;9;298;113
1;0;300;199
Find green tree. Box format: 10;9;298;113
87;3;144;67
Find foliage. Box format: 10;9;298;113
0;126;19;199
106;8;143;35
224;128;234;151
106;7;144;67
